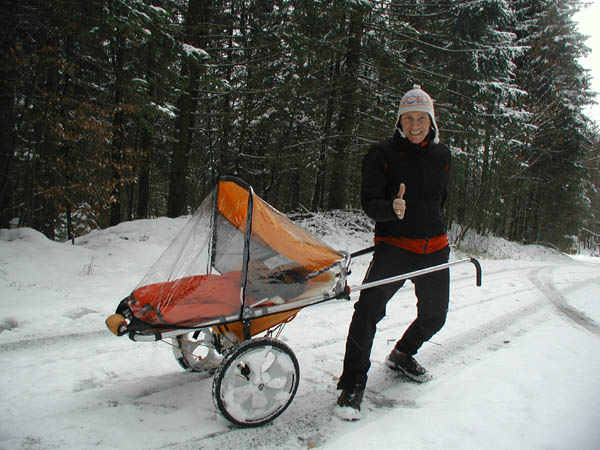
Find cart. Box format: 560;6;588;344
106;175;481;427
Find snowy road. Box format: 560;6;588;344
1;222;599;449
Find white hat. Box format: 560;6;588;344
395;85;439;143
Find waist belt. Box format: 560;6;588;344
374;234;448;254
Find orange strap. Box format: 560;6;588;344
374;234;448;254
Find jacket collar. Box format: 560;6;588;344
393;129;435;152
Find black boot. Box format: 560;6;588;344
386;348;431;383
334;385;365;421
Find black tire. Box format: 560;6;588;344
171;330;221;374
212;337;300;427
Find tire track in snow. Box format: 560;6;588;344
0;329;109;352
528;266;600;336
283;262;548;353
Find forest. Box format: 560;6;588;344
1;0;599;252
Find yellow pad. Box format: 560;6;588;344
105;314;127;336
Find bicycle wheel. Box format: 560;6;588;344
171;329;221;374
212;337;300;427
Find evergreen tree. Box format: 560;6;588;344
511;0;594;249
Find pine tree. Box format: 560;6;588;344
511;0;594;249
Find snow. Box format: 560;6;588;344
1;215;599;450
151;102;177;118
181;43;209;59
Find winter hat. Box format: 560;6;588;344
395;84;439;143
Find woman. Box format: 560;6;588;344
335;85;452;420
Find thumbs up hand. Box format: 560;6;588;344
393;183;406;219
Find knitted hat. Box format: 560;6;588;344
395;85;439;143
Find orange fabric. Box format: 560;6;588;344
374;234;448;254
217;180;342;272
130;272;243;326
214;310;300;342
217;181;249;232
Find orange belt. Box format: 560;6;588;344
374;234;448;254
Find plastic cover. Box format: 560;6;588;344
126;176;346;328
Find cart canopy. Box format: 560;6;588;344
126;176;347;329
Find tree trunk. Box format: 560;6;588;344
313;54;341;210
0;11;17;228
137;168;150;218
166;0;206;218
328;7;364;209
109;40;125;226
166;86;193;217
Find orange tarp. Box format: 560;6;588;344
217;181;341;272
130;272;243;326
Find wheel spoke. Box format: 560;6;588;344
265;375;287;390
259;349;276;373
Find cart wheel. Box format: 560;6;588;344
212;337;300;427
172;329;221;374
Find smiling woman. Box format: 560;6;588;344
400;112;432;145
575;1;600;123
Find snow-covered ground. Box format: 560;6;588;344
1;215;599;450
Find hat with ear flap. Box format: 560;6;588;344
395;84;439;143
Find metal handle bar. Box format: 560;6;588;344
350;246;375;258
349;257;481;294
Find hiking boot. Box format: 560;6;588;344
334;385;365;421
386;348;431;383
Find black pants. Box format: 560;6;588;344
338;243;450;390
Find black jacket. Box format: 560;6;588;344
361;130;451;239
